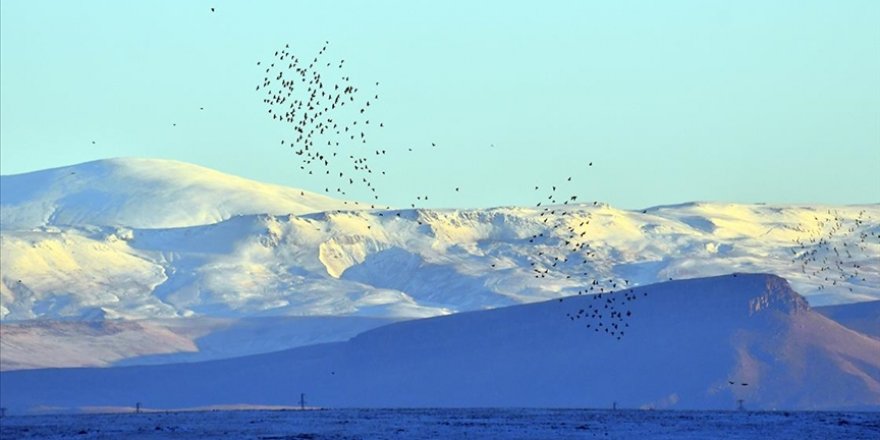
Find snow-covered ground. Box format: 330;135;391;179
1;408;877;439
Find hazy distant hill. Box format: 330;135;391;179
816;300;880;339
3;274;877;411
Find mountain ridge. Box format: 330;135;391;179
1;158;877;371
815;300;880;339
0;158;354;230
2;274;877;411
2;159;878;322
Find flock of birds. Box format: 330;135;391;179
255;42;640;339
563;288;644;341
84;37;879;345
789;209;878;292
520;174;656;340
256;43;877;344
257;41;390;207
257;41;442;211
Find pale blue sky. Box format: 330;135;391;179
1;1;878;209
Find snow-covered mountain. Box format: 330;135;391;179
3;274;878;411
0;158;351;230
1;160;877;321
1;159;878;370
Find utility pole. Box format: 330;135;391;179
135;402;141;414
300;393;306;411
612;401;617;411
737;399;744;411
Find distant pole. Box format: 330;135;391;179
737;399;744;411
612;401;617;411
300;393;305;411
0;407;6;418
135;402;141;414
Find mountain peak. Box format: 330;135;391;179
748;273;810;314
644;273;810;316
0;158;352;229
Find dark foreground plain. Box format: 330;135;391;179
1;408;878;440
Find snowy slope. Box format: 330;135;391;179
2;201;877;321
2;274;878;411
0;158;351;230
